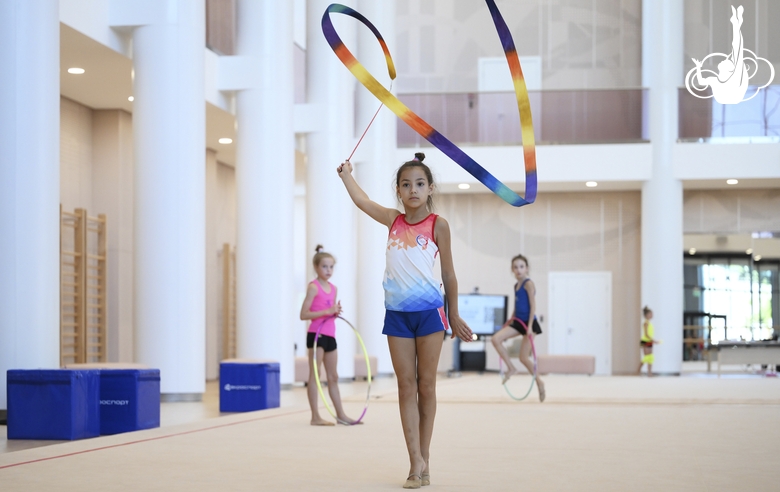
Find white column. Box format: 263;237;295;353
641;0;684;374
133;0;206;398
0;0;60;411
306;0;357;379
355;0;396;374
234;0;296;383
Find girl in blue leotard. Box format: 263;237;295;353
491;254;545;402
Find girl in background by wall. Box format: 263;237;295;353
299;245;358;426
638;306;657;376
491;254;546;402
338;152;473;489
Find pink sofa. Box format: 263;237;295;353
537;354;595;375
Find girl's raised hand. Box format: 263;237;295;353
449;315;474;342
337;161;353;177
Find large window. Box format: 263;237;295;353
685;255;779;343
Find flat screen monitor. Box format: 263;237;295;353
455;294;508;336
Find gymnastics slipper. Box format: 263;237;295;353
421;473;430;486
403;474;422;489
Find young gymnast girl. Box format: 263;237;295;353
338;152;473;489
490;254;546;402
638;306;657;376
299;245;358;426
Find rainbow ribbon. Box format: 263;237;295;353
322;1;537;207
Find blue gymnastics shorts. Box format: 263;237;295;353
382;307;449;338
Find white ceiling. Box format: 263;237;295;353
60;23;237;166
60;24;133;111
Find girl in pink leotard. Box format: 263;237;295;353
299;245;358;426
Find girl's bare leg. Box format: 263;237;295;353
323;349;358;424
388;335;428;481
519;336;544;400
491;326;521;381
647;347;654;376
640;346;650;376
415;332;444;480
308;347;334;426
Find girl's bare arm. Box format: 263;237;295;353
337;161;400;228
524;279;536;330
435;217;473;342
300;284;340;320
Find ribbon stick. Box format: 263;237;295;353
322;1;537;207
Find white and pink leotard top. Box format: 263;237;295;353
383;214;443;312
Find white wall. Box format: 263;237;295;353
401;143;651;190
62;99;137;363
206;149;219;379
397;142;780;190
684;189;780;235
293;149;308;357
206;153;237;379
62;98;241;371
92;109;135;363
61;97;94;212
675;143;780;181
439;190;642;374
214;160;237;370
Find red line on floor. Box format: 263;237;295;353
0;407;310;470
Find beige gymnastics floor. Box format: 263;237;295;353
1;373;779;491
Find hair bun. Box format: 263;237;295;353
414;152;425;162
315;244;324;253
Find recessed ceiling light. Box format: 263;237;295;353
688;248;696;255
67;67;85;74
218;138;233;144
726;179;738;185
746;248;753;255
586;181;598;188
128;96;134;102
457;183;470;190
754;255;762;261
